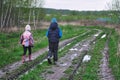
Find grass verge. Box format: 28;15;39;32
109;29;120;80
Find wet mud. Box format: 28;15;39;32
42;31;101;80
99;33;115;80
0;36;78;79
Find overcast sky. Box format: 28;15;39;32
43;0;112;11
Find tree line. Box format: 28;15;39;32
0;0;120;32
0;0;45;31
107;0;120;23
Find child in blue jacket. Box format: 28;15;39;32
46;18;62;64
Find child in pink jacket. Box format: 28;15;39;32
20;25;34;63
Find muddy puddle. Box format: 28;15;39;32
99;43;115;80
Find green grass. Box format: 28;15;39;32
109;29;120;80
18;61;50;80
1;25;120;80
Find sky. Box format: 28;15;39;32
43;0;112;11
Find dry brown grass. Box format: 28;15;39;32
0;20;120;35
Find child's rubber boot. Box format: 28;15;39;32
48;58;52;64
22;55;26;63
29;55;32;61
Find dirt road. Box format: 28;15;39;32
42;30;101;80
0;35;79;79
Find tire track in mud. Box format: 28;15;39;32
42;30;101;80
0;31;91;79
0;36;79;79
99;32;115;80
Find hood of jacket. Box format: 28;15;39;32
50;22;58;30
51;18;57;23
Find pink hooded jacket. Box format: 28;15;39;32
20;25;34;47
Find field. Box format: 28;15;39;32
1;0;120;79
0;22;120;80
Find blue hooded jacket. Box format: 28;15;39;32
46;18;62;38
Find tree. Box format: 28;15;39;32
107;0;120;56
107;0;120;23
0;0;45;31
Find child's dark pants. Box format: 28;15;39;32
48;42;58;62
23;45;31;55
